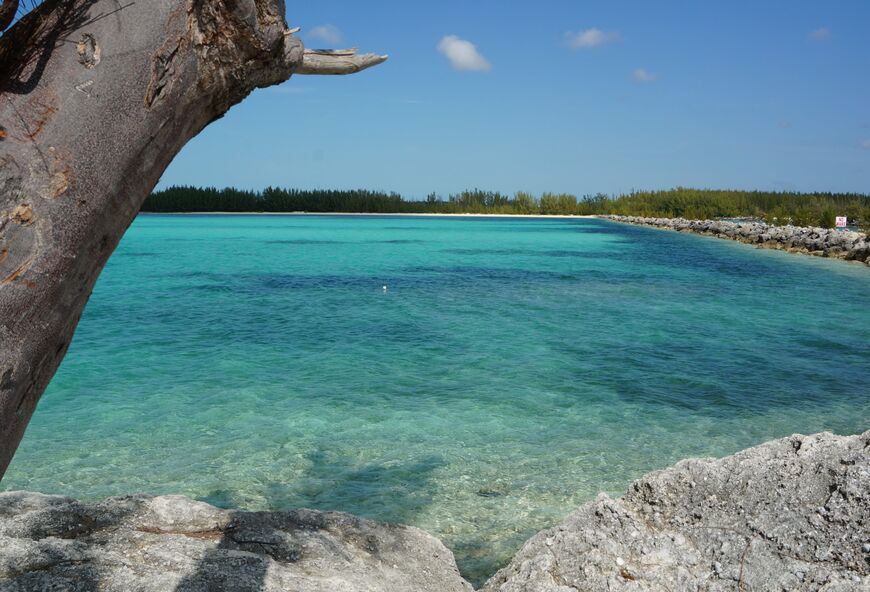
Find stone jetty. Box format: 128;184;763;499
602;215;870;265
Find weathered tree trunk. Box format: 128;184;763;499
0;0;18;33
0;0;385;480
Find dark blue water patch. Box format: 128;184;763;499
570;226;633;235
375;239;427;244
159;236;254;243
442;248;531;256
171;267;627;295
400;265;666;289
89;290;456;352
403;265;589;284
792;335;857;355
187;283;239;294
658;243;792;279
257;273;402;291
383;217;584;226
484;224;589;234
560;330;867;417
265;239;426;246
589;223;797;280
265;239;350;245
539;250;626;259
441;247;627;260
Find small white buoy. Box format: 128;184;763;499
382;285;388;292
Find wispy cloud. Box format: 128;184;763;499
563;28;620;49
633;68;657;83
437;35;492;72
308;24;343;45
809;27;831;41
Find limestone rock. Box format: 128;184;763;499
482;430;870;591
0;493;473;592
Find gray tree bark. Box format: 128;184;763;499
0;0;385;480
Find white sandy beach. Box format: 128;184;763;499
140;212;602;219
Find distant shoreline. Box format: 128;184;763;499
138;212;601;219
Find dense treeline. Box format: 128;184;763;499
142;186;870;230
142;186;409;213
588;189;870;229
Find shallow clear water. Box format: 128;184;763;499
4;215;870;584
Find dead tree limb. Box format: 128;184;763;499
298;48;389;75
0;0;386;480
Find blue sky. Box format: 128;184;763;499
159;0;870;198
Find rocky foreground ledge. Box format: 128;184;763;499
602;215;870;265
0;493;472;592
2;430;868;591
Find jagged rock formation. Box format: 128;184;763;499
0;492;472;592
603;216;870;265
482;430;870;591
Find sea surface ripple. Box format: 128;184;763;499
5;215;869;584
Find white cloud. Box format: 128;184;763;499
437;35;492;72
308;24;343;45
809;27;831;41
861;139;870;150
563;28;620;49
633;68;657;83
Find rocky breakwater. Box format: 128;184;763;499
602;215;870;265
1;430;868;591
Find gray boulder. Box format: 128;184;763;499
483;430;870;592
0;493;473;592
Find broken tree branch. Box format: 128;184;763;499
296;48;388;75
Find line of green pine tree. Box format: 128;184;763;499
142;186;870;230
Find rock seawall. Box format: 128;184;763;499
602;215;870;265
1;430;868;591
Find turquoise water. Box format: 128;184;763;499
4;215;870;584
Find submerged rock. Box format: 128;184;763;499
482;430;870;591
0;493;473;592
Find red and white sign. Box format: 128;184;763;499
835;216;848;228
